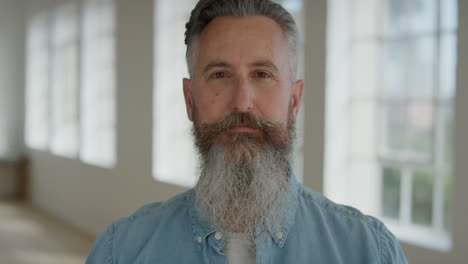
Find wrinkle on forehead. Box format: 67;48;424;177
194;15;291;79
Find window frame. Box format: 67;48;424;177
325;0;457;251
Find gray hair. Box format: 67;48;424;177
184;0;298;81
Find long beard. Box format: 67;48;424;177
192;107;295;235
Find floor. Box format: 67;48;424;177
0;200;94;264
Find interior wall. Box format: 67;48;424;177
0;0;25;197
26;0;468;263
0;164;15;198
303;0;326;193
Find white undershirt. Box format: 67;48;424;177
223;233;256;264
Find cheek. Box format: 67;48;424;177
257;90;291;123
193;92;227;123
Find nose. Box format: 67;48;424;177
230;77;254;112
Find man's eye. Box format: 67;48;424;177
255;72;271;78
212;72;226;79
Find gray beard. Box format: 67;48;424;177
194;140;291;236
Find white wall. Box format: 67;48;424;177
26;0;468;263
0;0;25;197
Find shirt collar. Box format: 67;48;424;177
189;167;300;249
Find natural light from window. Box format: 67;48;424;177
81;0;117;168
153;0;197;187
25;12;50;151
325;0;457;251
25;0;117;166
50;2;80;158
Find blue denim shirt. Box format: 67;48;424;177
86;174;408;264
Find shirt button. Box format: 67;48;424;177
276;232;283;239
215;232;223;240
197;236;203;243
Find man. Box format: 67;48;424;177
87;0;408;263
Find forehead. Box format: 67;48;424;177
196;16;290;70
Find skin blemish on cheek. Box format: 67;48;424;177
210;97;217;105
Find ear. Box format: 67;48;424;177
183;78;193;121
291;80;304;121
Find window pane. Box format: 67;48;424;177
383;0;406;35
153;0;197;187
382;38;436;99
50;3;79;157
382;41;407;99
383;101;434;158
383;0;437;36
405;0;437;34
406;100;434;155
382;167;401;219
439;34;458;100
441;0;458;31
383;103;406;153
25;12;50;150
81;0;117;167
406;37;436;99
411;170;434;226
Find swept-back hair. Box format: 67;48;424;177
184;0;298;80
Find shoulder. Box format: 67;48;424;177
120;190;191;221
86;190;195;264
297;185;383;230
295;185;408;264
112;189;194;234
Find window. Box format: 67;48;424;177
50;2;80;157
81;0;117;167
25;12;50;150
25;0;117;167
275;0;305;182
325;0;457;251
153;0;197;187
152;0;305;187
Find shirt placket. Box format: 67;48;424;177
208;231;227;264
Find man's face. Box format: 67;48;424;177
186;16;303;233
183;15;303;133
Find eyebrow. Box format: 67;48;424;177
202;61;231;74
201;59;280;75
249;60;279;73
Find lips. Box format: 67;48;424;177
230;126;258;133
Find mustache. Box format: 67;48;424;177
192;109;293;157
200;111;281;135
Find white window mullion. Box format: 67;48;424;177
432;169;444;231
400;168;412;226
